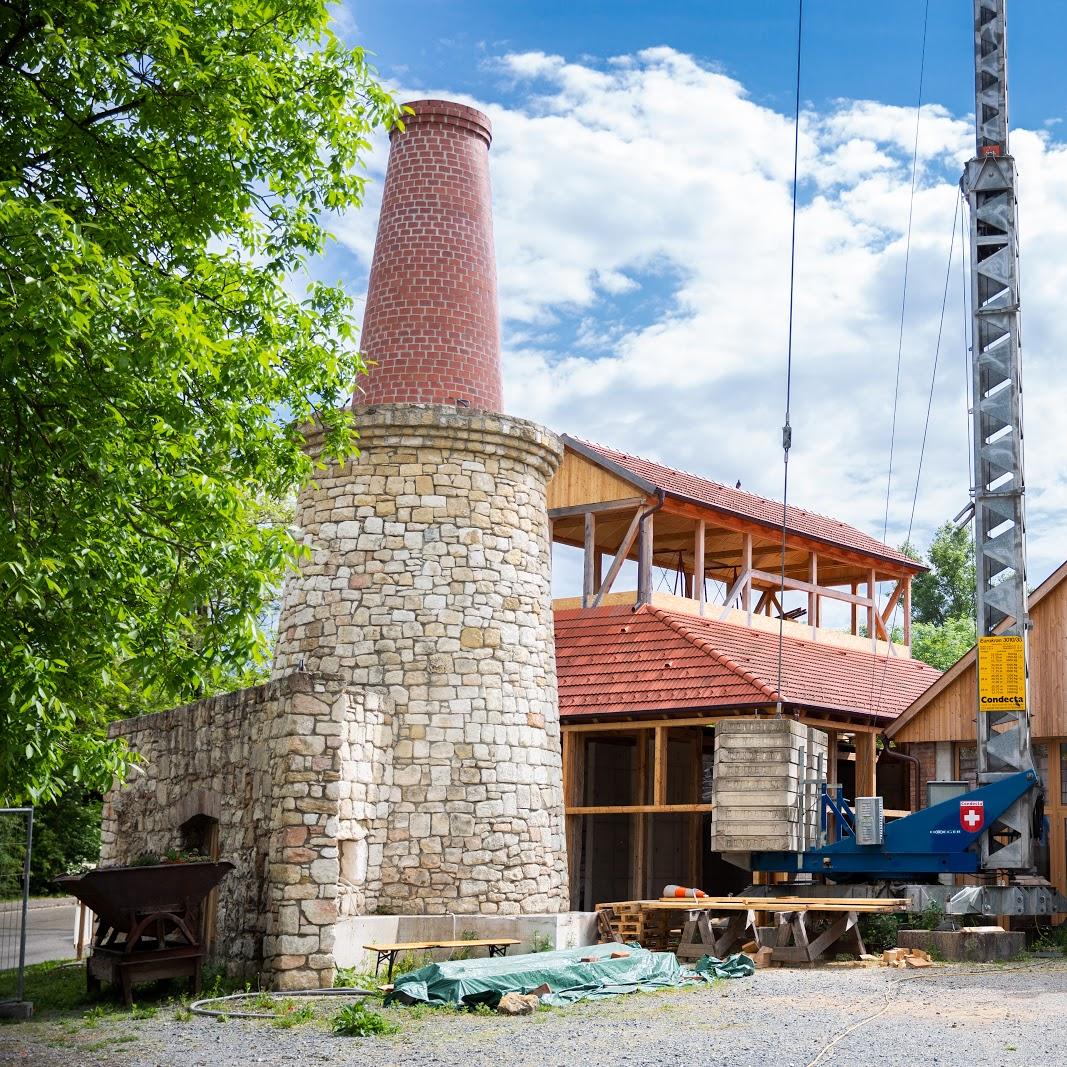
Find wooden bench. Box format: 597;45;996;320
363;938;521;981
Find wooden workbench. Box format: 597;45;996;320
597;895;911;965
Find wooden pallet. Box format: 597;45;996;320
595;902;684;951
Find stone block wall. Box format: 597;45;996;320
272;403;570;915
101;672;376;989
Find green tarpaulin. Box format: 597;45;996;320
384;943;754;1009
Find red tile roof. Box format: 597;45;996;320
555;604;941;723
565;437;920;570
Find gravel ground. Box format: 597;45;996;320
2;959;1065;1067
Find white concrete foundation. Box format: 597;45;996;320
334;911;598;971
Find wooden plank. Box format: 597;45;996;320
547;449;645;511
549;496;648;520
903;575;912;646
592;508;644;607
653;726;667;805
582;511;596;608
567;803;715;815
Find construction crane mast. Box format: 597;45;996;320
964;0;1038;871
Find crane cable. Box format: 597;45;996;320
881;0;931;545
866;0;930;715
773;0;805;712
871;189;964;715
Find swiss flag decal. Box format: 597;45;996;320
960;800;985;833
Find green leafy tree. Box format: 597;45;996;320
0;1;403;802
903;523;977;671
908;522;976;626
910;617;977;672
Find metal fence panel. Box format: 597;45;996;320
0;808;33;1006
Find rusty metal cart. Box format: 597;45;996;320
58;861;233;1006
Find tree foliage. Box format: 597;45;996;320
904;522;977;671
0;1;403;801
909;522;976;626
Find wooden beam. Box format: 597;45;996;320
694;520;705;610
549;496;648;520
748;568;876;609
567;803;715;815
656;497;921;579
867;569;876;641
850;582;858;635
592;508;643;607
855;731;877;798
561;713;887;734
880;578;903;626
636;510;654;606
654;726;667;805
808;552;818;631
582;511;596;608
902;576;912;646
718;568;753;620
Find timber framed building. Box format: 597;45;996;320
547;437;941;908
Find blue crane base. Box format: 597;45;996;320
751;770;1039;879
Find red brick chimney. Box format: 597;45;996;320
356;100;503;412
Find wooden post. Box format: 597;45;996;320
654;726;667;806
563;731;586;906
582;511;595;608
855;732;877;799
637;510;654;606
694;520;706;611
850;582;858;635
634;733;649;899
741;534;753;614
689;729;703;888
867;569;877;641
902;575;912;647
808;553;818;635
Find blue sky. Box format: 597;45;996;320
352;1;1067;128
330;2;1067;602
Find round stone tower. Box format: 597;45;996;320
273;100;569;915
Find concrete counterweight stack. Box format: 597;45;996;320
273;100;570;917
711;719;827;867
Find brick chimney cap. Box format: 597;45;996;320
396;98;492;147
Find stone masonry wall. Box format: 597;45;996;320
273;403;570;915
101;672;374;989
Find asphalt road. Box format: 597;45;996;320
0;904;77;969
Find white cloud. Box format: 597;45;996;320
330;46;1067;590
